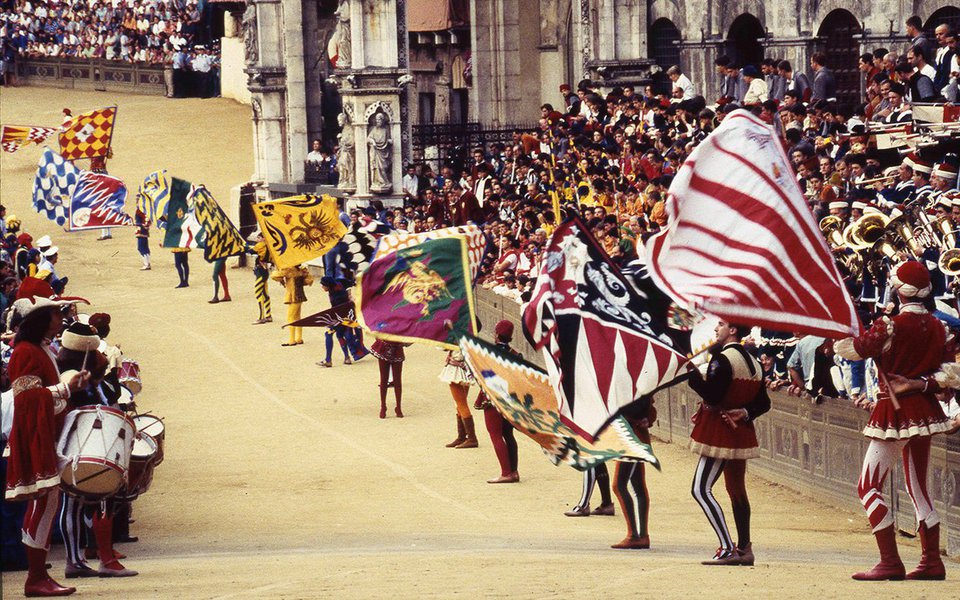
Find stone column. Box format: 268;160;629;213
245;0;289;189
334;0;410;208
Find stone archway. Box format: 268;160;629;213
924;6;960;36
816;9;862;111
726;13;764;68
649;18;682;95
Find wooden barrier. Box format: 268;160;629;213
473;287;960;555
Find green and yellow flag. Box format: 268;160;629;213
251;194;346;269
191;185;246;262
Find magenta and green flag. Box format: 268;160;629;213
356;235;477;350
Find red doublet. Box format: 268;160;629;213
5;341;64;501
689;344;766;460
852;307;950;439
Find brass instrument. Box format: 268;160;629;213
819;215;846;249
939;247;960;276
849;213;890;248
872;234;904;262
843;223;867;250
936;216;958;250
857;174;897;186
887;212;924;258
838;250;864;278
912;207;943;250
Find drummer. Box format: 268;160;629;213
5;294;88;597
56;322;138;579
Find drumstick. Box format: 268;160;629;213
81;349;89;372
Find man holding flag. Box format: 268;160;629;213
687;319;770;566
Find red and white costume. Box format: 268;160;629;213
836;261;951;581
689;344;766;460
5;339;71;548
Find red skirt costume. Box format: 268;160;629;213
689;344;768;460
846;306;951;439
370;339;406;363
5;341;68;500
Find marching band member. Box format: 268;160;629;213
687;320;771;566
836;261;953;581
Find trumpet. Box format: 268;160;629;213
819;215;846;249
940;247;960;276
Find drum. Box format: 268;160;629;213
119;359;142;395
122;432;158;499
132;414;165;465
117;386;135;412
57;406;135;499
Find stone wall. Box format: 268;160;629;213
15;58;168;96
221;37;253;104
473;287;960;556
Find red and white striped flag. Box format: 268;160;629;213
645;110;861;338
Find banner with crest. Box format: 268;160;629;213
459;336;660;471
357;236;477;350
252;194;347;270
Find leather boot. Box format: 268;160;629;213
852;525;905;581
94;513;137;578
456;416;479;448
24;547;75;597
445;416;466;447
906;523;946;580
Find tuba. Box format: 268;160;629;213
886;211;924;258
849;213;890;248
936;216;958;250
819;215;846;249
939;247;960;276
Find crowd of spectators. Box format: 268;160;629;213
0;0;216;70
332;16;959;419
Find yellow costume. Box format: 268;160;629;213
272;265;314;345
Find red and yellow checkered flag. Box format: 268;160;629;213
58;106;117;161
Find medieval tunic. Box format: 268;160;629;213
838;304;951;439
688;343;770;460
5;340;69;500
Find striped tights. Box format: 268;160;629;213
691;456;750;552
614;461;649;538
573;464;611;511
254;272;271;319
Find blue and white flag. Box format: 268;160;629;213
33;147;79;226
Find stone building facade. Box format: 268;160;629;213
470;0;960;124
240;0;960;199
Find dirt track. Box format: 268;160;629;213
1;87;957;598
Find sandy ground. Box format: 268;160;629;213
1;87;958;599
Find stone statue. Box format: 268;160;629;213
337;112;356;192
366;111;392;193
243;2;258;65
331;0;351;69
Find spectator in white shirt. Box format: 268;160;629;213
742;65;769;104
667;65;695;100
